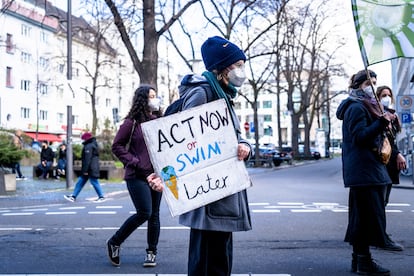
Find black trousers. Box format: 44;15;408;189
345;185;387;248
188;228;233;276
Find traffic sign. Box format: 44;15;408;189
401;112;412;124
397;95;414;112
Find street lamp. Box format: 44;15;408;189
65;0;74;189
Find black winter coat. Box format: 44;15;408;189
336;97;391;187
81;137;100;178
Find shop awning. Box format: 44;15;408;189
24;132;63;142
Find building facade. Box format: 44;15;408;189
0;0;135;143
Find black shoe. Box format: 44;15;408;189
106;239;120;267
356;254;390;275
379;237;404;251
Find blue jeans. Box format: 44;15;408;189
72;175;104;198
57;159;66;171
188;229;233;276
110;177;162;253
12;162;23;178
37;161;53;178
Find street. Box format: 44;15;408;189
0;158;413;275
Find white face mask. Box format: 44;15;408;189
148;98;161;111
380;96;392;108
363;85;375;98
228;65;246;87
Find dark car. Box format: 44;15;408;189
279;147;293;164
310;147;321;160
249;146;284;167
298;145;321;160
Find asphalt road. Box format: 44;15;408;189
0;158;413;275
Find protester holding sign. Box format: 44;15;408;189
107;84;163;268
174;36;252;276
336;70;394;275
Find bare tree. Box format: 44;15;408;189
103;0;199;87
67;1;118;135
281;0;345;157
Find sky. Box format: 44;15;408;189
51;0;392;89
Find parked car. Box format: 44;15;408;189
298;145;321;160
250;145;284;167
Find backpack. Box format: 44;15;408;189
164;82;217;116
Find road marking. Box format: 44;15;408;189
291;209;322;213
45;212;77;215
388;203;410;206
88;211;117;215
2;212;34;216
22;208;48;212
386;210;402;213
0;226;189;232
252;210;281;213
96;205;123;209
60;206;85;210
0;272;291;276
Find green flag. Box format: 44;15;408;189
352;0;414;66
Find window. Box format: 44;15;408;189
40;31;48;43
21;24;31;37
105;98;111;107
245;102;249;109
39;83;48;95
21;107;30;119
39;57;49;69
234;102;241;109
264;115;272;122
263;100;272;108
21;80;31;91
39;110;48;120
21;52;32;63
73;115;79;125
6;67;13;87
6;33;14;54
58;64;64;73
57;113;64;124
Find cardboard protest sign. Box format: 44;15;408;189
141;99;252;217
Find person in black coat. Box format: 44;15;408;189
336;69;393;276
375;85;406;251
64;132;105;202
36;140;55;179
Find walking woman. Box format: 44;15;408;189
336;69;393;275
107;84;163;267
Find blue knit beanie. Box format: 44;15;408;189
201;36;246;72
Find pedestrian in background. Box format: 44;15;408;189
56;143;67;179
376;85;405;251
12;129;27;180
336;69;392;275
107;84;163;268
36;140;55;179
175;36;252;276
64;132;105;202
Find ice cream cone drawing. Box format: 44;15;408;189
161;166;179;199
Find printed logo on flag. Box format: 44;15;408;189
352;0;414;66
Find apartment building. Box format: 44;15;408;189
0;0;135;143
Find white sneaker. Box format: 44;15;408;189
64;195;76;202
143;251;157;267
94;197;106;203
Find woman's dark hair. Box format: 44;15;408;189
125;84;155;123
349;69;377;89
376;85;394;100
